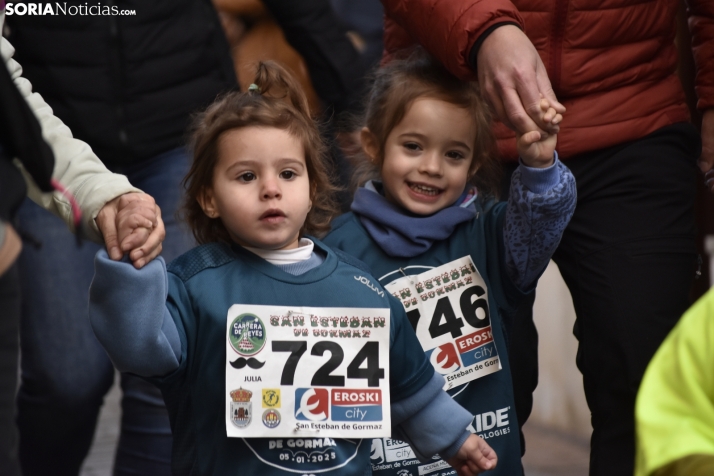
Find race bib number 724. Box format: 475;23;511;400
225;305;391;439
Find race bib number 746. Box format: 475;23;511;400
384;256;501;389
225;305;391;439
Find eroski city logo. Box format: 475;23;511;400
426;343;461;373
331;389;382;421
294;388;329;421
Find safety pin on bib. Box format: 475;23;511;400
398;267;417;286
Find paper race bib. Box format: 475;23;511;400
225;305;391;439
384;256;501;389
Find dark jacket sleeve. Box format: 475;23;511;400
381;0;524;81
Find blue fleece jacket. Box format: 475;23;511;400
89;240;475;474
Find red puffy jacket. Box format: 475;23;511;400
382;0;714;160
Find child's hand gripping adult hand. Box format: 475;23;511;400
445;434;497;476
516;98;562;168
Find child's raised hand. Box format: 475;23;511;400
445;434;497;476
516;98;561;168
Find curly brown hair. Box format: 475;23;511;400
182;61;340;245
352;47;501;198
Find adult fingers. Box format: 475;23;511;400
477;25;548;134
698;109;714;175
536;59;565;114
117;213;156;250
95;197;122;260
127;222;165;263
119;226;152;254
480;80;512;130
500;81;545;135
128;210;165;269
114;194;160;250
705;169;714;193
511;65;553;134
543;107;555;123
118;193;159;226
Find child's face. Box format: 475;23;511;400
379;97;476;216
200;126;311;250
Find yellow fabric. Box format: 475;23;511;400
635;287;714;476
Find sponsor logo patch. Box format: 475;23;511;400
262;389;281;408
294;388;329;421
456;329;495;367
229;388;252;428
371;438;414;463
262;409;281;428
229;314;266;357
425;343;461;374
331;389;382;421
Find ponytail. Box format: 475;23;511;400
251;62;312;120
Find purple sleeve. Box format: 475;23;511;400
503;154;577;290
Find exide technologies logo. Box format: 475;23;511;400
294;388;329;421
331;389;382;421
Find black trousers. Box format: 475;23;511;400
0;263;21;476
504;123;701;475
555;123;700;475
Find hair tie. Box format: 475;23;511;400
248;83;261;93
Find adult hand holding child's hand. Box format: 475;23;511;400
477;25;564;137
96;192;165;269
516;98;561;168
